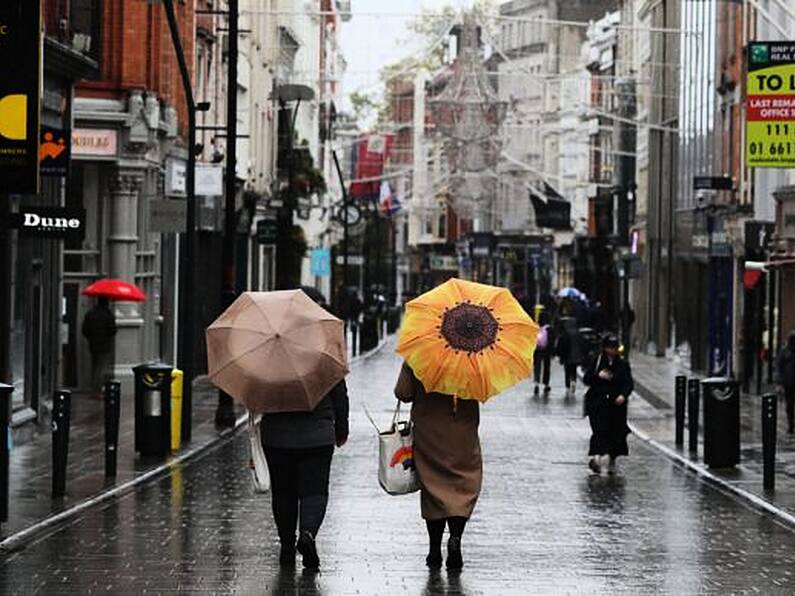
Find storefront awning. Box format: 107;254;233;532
529;183;572;230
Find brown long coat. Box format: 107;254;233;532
394;362;482;520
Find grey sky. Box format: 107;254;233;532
339;0;473;112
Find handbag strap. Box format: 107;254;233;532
391;400;402;428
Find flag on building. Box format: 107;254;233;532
378;180;402;217
349;133;393;203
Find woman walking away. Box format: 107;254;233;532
533;304;552;396
556;316;585;397
776;331;795;434
395;362;482;571
260;380;349;569
583;335;634;475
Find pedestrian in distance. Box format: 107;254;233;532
81;296;117;396
532;304;552;396
395;362;482;571
260;293;350;571
555;315;585;397
583;334;634;475
776;330;795;434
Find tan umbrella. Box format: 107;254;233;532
206;290;348;414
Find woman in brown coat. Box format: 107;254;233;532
395;361;483;570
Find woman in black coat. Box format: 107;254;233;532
583;335;634;474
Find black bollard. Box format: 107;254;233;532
104;381;121;477
51;389;72;499
0;383;12;523
687;379;700;455
675;375;687;447
762;393;778;491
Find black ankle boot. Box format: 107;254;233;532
446;536;463;570
426;550;442;569
297;531;320;570
279;542;296;567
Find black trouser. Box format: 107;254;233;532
264;445;334;544
564;362;578;387
426;517;467;551
534;350;550;388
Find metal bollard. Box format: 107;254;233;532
687;379;700;455
104;381;121;477
762;393;778;491
51;389;72;499
0;383;12;523
675;375;687;447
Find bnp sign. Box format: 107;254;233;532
0;2;42;193
747;42;795;168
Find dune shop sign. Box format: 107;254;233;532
8;207;86;240
747;42;795;168
0;2;42;194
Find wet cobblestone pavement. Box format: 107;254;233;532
3;343;795;594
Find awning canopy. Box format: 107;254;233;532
529;183;572;231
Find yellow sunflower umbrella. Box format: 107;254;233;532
396;278;539;401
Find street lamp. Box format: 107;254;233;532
274;83;315;290
155;0;203;443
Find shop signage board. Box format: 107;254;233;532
747;42;795;168
72;128;118;159
166;158;187;196
335;255;364;266
8;207;85;240
256;218;278;244
150;200;187;233
310;248;331;277
0;1;42;194
40;126;70;177
196;163;223;196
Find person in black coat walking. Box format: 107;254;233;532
583;334;634;474
776;331;795;434
81;296;117;395
260;381;349;569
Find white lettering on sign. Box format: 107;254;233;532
22;213;82;230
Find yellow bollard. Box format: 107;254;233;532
171;369;183;451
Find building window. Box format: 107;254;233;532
70;0;102;62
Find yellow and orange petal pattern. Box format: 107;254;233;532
396;278;539;402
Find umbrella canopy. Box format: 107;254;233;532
396;278;539;402
83;279;146;302
558;287;586;301
206;290;348;414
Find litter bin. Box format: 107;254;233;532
133;362;173;456
701;377;740;468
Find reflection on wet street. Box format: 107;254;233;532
2;344;795;594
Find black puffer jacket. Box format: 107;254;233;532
777;333;795;390
260;380;349;449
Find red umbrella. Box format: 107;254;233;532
83;279;147;302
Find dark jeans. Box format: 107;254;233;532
564;362;578;387
426;517;467;551
264;445;334;544
534;350;550;387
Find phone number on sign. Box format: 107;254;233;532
748;141;795;157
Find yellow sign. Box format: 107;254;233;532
747;42;795;168
0;94;27;140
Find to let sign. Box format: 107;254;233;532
0;2;42;194
747;42;795;168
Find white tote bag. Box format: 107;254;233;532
247;411;271;493
366;401;420;496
